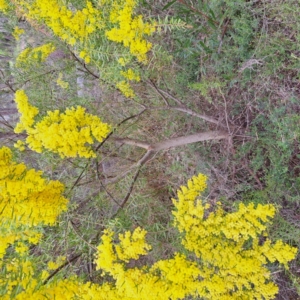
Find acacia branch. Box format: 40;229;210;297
105;131;228;184
43;254;82;285
112;131;228;152
150;131;229;151
145;83;227;128
110;166;142;218
111;136;150;149
168;106;225;127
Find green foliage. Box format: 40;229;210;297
239;108;300;204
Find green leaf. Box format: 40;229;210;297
162;0;177;11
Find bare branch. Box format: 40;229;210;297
43;254;82;285
171;106;225;128
105;131;228;184
155;87;184;106
150;131;229;151
110;166;142;218
69;220;98;251
111;137;150;150
144;84;227;128
147;79;170;106
112;131;228;152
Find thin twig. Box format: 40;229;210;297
68;49;99;79
111;137;150;149
99;180;122;208
69;220;98;251
43;254;82;285
72;190;101;213
68;161;92;194
147;79;169;106
110;166;142;218
146;85;228;128
95;108;147;152
69;110;148;193
156;87;184;106
243;161;263;190
104;150;157;185
219;88;231;133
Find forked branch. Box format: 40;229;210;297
107;130;229;185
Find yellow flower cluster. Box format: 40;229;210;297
0;146;67;270
56;72;69;89
120;68;140;82
3;277;122;300
16;43;56;67
79;50;91;64
7;0;155;97
47;256;66;270
116;80;136;98
171;174;297;299
12;26;25;40
14;89;39;133
96;227;151;268
20;0;101;46
0;0;8;12
105;0;156;62
0;147;68;228
14;90;112;158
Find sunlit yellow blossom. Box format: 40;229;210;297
105;0;155;62
0;0;8;12
120;68;140;81
13;26;25;40
14;139;26;151
27;106;111;158
0;146;68;228
13;90;112;158
20;0;103;48
116;80;135;98
118;57;128;66
15;243;29;255
16;43;56;67
79;49;91;63
115;227;151;262
47;261;59;270
14;90;39;133
9;0;155;98
56;72;69;89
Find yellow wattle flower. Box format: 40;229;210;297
13;90;112;158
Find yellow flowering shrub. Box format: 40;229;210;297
16;0;102;46
0;147;69;298
3;0;156;98
0;147;68;256
0;147;68;228
14;89;39;133
14;90;112;158
120;68;141;82
116;80;136;98
0;170;298;299
104;0;156;63
93;173;297;299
